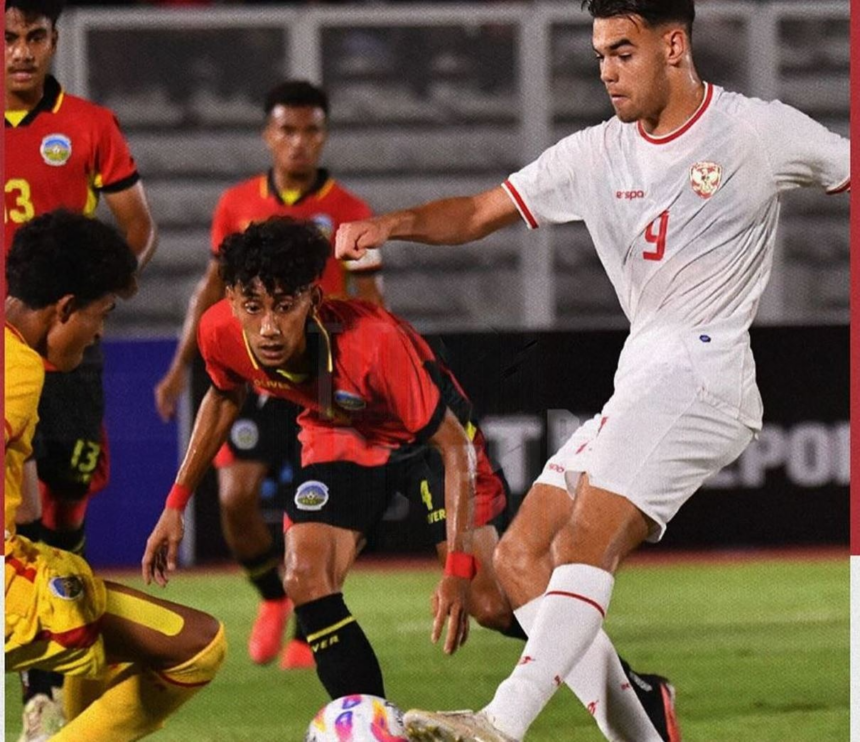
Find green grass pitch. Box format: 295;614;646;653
5;552;847;741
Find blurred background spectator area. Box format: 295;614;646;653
53;1;849;336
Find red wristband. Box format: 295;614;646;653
165;482;193;511
445;552;477;580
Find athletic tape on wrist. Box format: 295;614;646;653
165;482;192;510
444;552;477;580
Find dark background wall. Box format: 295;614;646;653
84;326;847;568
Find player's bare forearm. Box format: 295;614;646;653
426;409;476;653
104;182;158;270
429;409;476;556
174;384;246;492
335;186;520;259
144;385;245;584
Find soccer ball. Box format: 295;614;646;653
304;694;408;741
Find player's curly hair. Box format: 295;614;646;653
6;209;137;309
218;216;331;296
5;0;65;26
264;80;329;118
582;0;694;36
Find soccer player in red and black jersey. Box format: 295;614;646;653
153;80;382;671
142;216;519;703
5;0;158;730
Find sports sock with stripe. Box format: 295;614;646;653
484;563;614;740
238;548;286;601
295;593;384;698
514;598;663;741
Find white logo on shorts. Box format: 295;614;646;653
230;419;259;451
295;481;330;511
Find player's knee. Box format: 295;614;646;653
493;532;533;584
282;558;331;604
163;619;227;686
468;587;511;632
217;483;256;513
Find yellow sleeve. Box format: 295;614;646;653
4;328;44;450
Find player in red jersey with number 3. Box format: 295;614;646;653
336;1;849;740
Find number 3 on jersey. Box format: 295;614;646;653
5;178;35;224
643;210;669;261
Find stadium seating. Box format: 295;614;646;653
63;4;846;335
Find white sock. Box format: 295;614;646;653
484;564;614;740
514;596;663;742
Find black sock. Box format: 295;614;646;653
500;615;528;641
16;519;43;543
295;593;384;698
42;524;86;556
22;669;64;704
291;622;308;642
239;548;286;601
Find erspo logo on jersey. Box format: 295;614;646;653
690;161;722;199
40;134;72;167
616;190;645;200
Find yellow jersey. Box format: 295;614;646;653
4;324;44;540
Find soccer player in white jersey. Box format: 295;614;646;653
335;0;849;739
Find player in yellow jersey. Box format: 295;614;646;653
5;209;226;742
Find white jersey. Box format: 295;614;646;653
504;83;849;427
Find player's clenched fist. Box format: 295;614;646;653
335;218;389;261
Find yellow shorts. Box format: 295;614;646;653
5;535;107;677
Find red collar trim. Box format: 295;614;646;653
638;83;713;145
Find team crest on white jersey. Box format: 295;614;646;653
40;134;72;166
690;161;722;199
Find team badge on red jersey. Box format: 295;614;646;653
333;389;367;411
690;161;722;199
310;214;334;240
40;134;72;167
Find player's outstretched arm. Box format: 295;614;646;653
154;259;226;421
335;185;520;261
142;384;246;586
427;408;478;656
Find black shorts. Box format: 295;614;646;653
215;391;301;477
33;344;105;496
286;448;449;544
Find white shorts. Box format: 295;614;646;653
535;363;755;542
